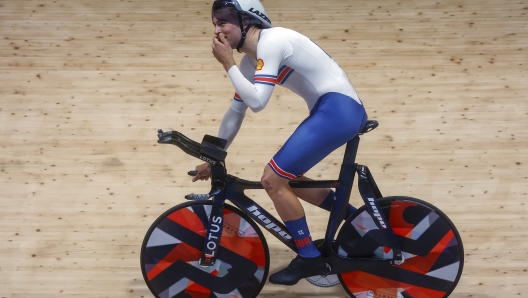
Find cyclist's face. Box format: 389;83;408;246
212;9;241;49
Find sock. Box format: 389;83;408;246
284;216;320;258
318;190;357;219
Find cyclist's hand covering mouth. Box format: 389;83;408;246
212;33;236;71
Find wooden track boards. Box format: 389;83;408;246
1;0;527;297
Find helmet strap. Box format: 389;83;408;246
235;13;249;53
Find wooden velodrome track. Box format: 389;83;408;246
1;0;527;297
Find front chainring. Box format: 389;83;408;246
305;263;340;287
305;239;340;287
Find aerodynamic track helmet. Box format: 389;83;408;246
212;0;272;52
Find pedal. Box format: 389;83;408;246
184;193;213;200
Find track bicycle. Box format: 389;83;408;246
140;120;464;298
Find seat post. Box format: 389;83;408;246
323;136;360;248
341;135;360;166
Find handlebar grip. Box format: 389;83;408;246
185;193;212;201
188;170;197;176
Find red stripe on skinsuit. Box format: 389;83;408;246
269;159;296;179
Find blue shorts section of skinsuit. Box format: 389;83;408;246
268;92;368;180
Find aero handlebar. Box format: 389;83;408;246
157;129;228;165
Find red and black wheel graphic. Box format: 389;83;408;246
141;201;269;298
336;197;464;298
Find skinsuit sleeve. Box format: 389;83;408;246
217;55;252;148
225;31;292;112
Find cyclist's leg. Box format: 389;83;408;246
277;93;366;219
264;93;366;285
261;166;320;258
291;176;357;218
262;165;326;285
269;92;367;183
290;176;331;205
262;168;306;221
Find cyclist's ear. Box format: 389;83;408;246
241;15;250;27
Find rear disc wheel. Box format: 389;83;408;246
336;196;464;298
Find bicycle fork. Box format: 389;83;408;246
199;192;226;267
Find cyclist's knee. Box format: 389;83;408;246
261;166;288;193
260;169;276;191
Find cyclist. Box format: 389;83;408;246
193;0;368;285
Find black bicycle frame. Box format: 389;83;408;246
157;125;403;275
226;136;360;253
